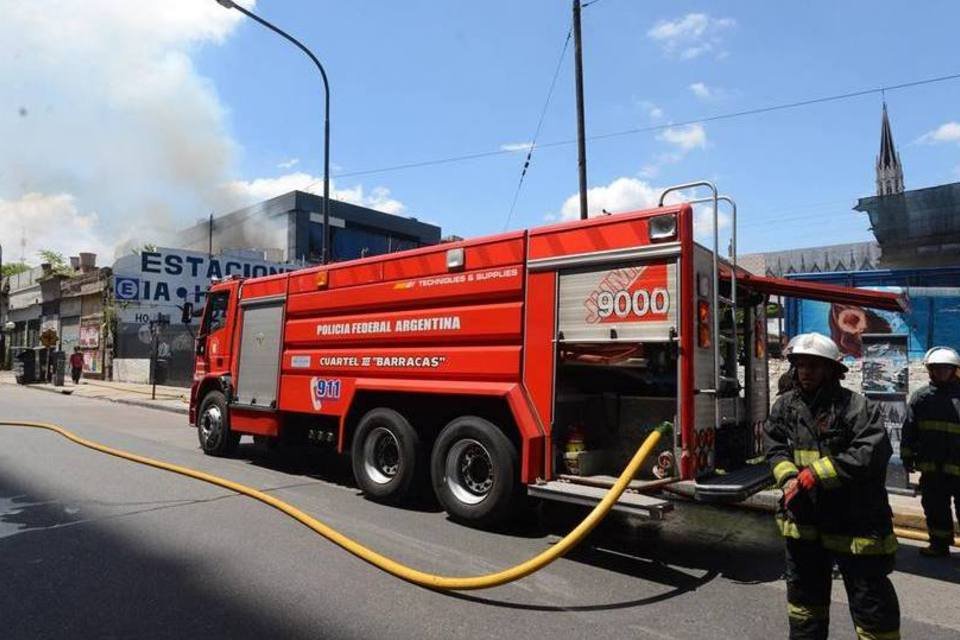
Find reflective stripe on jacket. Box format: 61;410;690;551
764;383;895;554
900;382;960;473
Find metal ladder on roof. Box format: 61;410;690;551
658;182;740;429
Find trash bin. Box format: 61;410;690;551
53;350;66;387
155;358;169;386
35;347;49;382
14;348;36;384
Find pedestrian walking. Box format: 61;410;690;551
901;346;960;557
69;347;84;385
765;332;900;640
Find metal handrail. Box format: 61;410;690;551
657;186;742;433
658;182;720;435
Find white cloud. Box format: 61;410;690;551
277;157;300;169
557;178;661;221
553;177;729;245
647;13;736;60
639;123;710;179
658;124;707;151
692;203;732;240
637;100;664;121
0;193;112;262
689;82;712;100
917;122;960;145
500;142;533;152
220;172;407;216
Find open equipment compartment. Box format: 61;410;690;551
552;257;681;489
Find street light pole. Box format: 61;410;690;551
215;0;333;264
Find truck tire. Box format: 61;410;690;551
351;408;422;503
431;416;518;527
197;391;240;456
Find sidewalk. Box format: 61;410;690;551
0;370;189;415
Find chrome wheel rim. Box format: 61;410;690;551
363;427;400;485
200;405;222;447
445;439;493;505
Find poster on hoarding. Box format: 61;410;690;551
861;334;909;395
860;333;913;494
873;399;906;455
790;287;960;360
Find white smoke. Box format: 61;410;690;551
1;2;410;264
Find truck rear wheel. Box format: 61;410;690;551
197;390;240;456
351;408;422;503
431;416;518;527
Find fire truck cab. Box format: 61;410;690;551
188;183;903;526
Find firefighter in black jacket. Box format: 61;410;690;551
901;346;960;557
765;332;900;640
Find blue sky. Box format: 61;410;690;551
3;1;959;260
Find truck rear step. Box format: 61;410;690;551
693;463;772;503
528;481;673;520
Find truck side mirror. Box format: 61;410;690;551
181;302;194;325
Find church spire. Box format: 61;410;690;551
876;102;904;196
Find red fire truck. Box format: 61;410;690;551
187;183;903;526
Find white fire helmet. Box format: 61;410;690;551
922;346;960;368
785;332;848;373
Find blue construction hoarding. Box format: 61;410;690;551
784;267;960;360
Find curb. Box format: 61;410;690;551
735;491;942;538
3;381;189;416
112;397;189;416
667;482;942;536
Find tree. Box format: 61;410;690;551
1;262;30;277
36;250;73;276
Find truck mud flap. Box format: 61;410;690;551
693;463;772;504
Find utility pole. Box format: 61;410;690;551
572;0;589;220
208;212;214;258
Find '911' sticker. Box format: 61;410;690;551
310;377;342;410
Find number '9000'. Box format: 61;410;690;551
596;288;669;319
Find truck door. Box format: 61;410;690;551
198;285;236;375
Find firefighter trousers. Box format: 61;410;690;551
919;471;960;548
785;539;899;640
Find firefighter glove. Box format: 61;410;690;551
782;478;801;510
797;467;818;491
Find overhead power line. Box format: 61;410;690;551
503;28;572;231
297;70;960;186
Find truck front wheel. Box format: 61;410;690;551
431;416;518;527
197;390;240;456
351;408;422;503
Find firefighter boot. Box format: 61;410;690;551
919;543;950;558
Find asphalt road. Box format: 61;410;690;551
1;386;958;639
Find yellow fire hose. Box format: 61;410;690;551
893;527;960;546
0;420;668;591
